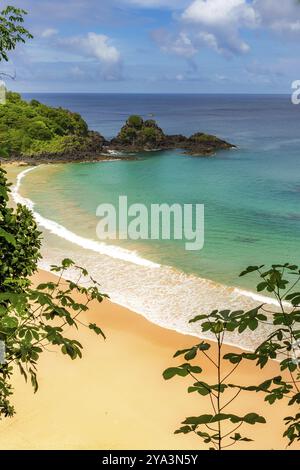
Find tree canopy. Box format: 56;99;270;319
0;92;89;156
0;6;33;62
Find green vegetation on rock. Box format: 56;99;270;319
111;114;234;155
0;92;92;157
112;115;165;149
190;132;219;143
127;115;143;129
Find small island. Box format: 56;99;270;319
111;114;234;156
0;93;235;164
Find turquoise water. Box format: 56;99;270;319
22;143;300;289
15;94;300;347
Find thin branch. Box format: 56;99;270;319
220;389;242;411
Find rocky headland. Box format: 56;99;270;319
0;94;235;165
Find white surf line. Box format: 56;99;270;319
12;166;161;269
234;287;291;308
12;167;289;310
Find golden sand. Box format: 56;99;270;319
0;269;298;450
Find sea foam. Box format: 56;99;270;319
12;166;280;351
12;167;160;269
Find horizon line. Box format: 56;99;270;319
19;91;291;96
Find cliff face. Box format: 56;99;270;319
108;115;234;156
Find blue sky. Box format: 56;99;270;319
2;0;300;93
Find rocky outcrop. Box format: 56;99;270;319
107;115;234;156
1;114;235;165
1;132;138;165
109;116;166;151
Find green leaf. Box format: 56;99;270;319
163;363;202;380
257;282;268;292
211;413;234;423
0;227;16;246
198;342;211;351
230;433;253;442
243;413;266;425
189;314;207;324
240;265;264;277
183;414;213;425
223;353;243;364
188;382;211;396
89;323;106;340
174;426;192;435
1;316;18;329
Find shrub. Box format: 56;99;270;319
127;115;143;129
27;121;53;141
0;168;108;418
0;92;90;157
164;263;300;449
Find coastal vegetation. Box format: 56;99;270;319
0;167;107;418
0;6;32;63
0;98;234;162
1;3;299;452
0;91;107;160
0;4;107;420
112;115;166;147
164;263;300;449
0;88;234;162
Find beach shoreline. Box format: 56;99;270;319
1;163;299;450
0;153;137;167
0;268;297;450
4;162;290;352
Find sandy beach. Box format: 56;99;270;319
0;268;297;450
1;1;300;454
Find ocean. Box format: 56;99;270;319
14;93;300;349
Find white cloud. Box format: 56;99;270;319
60;32;121;64
254;0;300;34
41;28;58;38
183;0;257;27
57;32;122;81
182;0;258;55
197;32;219;52
152;30;197;58
198;30;250;55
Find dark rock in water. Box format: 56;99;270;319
1;131;135;165
107;115;234;156
183;132;234;156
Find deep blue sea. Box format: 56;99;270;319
15;93;300;347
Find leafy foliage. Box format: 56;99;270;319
127;115;143;129
0;6;33;62
238;264;300;446
163;308;267;450
0;168;108;418
0;92;90;157
114;115;166;147
164;263;300;449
